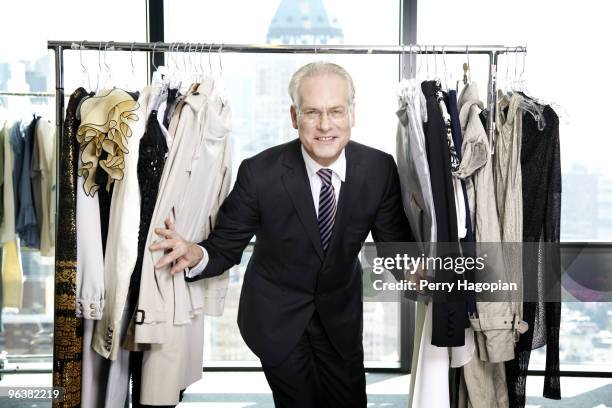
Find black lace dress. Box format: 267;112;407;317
126;110;173;408
505;104;562;407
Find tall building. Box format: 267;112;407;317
560;164;612;241
266;0;343;45
562;164;599;241
245;0;344;161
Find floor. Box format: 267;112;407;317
180;372;612;407
0;372;610;407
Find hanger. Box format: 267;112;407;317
217;43;224;77
128;42;136;89
464;46;471;85
442;46;453;92
433;45;439;83
425;45;430;79
505;46;546;130
416;44;423;81
208;43;214;77
96;41;103;92
169;42;183;90
103;41;114;89
503;48;511;96
78;40;91;90
515;46;569;125
397;45;408;104
150;42;170;88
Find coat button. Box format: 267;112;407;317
90;303;95;309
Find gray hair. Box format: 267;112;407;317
288;61;355;111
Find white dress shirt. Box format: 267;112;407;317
186;143;346;278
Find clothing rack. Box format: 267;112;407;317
46;41;526;404
47;41;526;152
0;91;55;97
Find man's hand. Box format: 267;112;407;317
149;218;205;275
405;263;429;296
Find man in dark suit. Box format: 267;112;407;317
151;62;413;407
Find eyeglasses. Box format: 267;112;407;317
298;107;349;124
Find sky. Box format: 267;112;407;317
1;0;611;174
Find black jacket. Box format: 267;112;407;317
187;138;413;366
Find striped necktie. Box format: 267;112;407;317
317;168;337;251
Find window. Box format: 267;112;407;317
165;0;402;366
0;0;148;376
418;0;612;242
419;0;612;373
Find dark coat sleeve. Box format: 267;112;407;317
371;154;415;281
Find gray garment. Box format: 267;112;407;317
455;83;528;408
9;121;24;227
459;357;509;408
494;91;525;325
396;93;436;245
81;308;131;408
494;91;524;245
30;124;43;244
14;118;40;248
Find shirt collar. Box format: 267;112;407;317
301;143;346;182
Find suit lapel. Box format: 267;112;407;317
281;140;325;261
324;142;363;260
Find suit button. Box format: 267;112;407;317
90;303;96;309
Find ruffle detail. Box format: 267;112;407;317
77;90;140;196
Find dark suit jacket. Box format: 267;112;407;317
186;138;413;366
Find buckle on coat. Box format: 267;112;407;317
135;310;145;325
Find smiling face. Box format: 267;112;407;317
290;73;355;167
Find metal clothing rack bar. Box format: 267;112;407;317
47;40;522;54
0;91;55;97
47;40;526;156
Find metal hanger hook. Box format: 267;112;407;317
130;42;135;75
79;40;86;73
442;46;447;75
424;45;429;77
208;43;213;73
513;47;519;84
416;44;422;77
179;43;185;71
433;45;437;78
519;46;527;81
151;42;160;70
104;41;112;74
98;41;103;72
200;43;206;76
218;43;223;75
187;43;194;71
407;44;412;79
